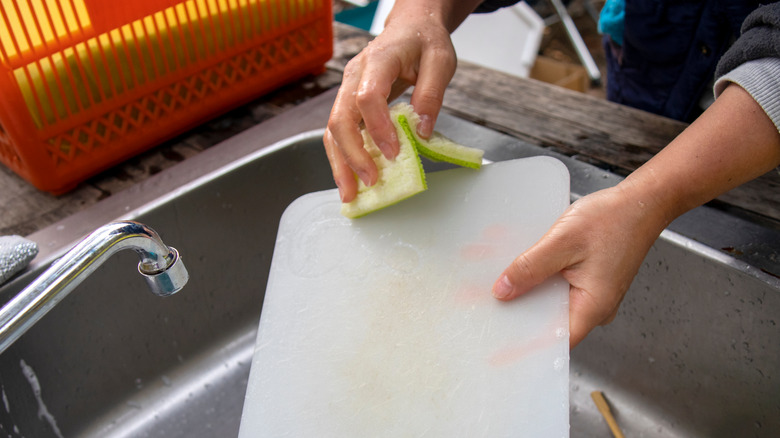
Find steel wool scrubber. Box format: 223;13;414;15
0;236;38;285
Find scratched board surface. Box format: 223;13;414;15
238;157;570;437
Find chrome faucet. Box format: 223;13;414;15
0;221;188;354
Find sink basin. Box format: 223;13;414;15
1;90;778;437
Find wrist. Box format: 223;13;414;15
615;84;780;232
386;0;482;32
611;174;675;241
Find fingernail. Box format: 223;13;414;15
336;183;345;202
417;115;432;139
357;169;372;186
378;141;395;159
492;275;514;299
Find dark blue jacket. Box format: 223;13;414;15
716;3;780;77
478;0;761;122
607;0;758;121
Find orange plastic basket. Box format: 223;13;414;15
0;0;333;193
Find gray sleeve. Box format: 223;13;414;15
714;3;780;133
715;3;780;78
715;58;780;133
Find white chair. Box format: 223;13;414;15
370;0;600;82
371;0;545;79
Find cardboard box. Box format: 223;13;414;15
530;56;589;93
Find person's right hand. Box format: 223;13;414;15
324;3;461;203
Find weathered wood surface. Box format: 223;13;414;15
330;24;780;222
1;21;778;237
444;62;780;222
446;62;686;171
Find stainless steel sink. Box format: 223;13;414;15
1;90;778;437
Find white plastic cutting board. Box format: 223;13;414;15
238;157;571;438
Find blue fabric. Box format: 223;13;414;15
605;0;759;122
598;0;625;46
334;1;379;32
474;0;766;122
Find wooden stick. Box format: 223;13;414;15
590;391;626;438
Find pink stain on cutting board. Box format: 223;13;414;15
457;222;566;363
459;243;496;261
453;282;491;306
482;224;511;241
455;224;516;305
458;224;512;261
488;328;563;367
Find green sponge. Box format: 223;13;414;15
340;104;427;219
340;103;484;219
396;111;483;169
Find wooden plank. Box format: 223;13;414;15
445;62;687;172
326;23;780;221
442;62;780;221
0;165;104;237
1;21;777;237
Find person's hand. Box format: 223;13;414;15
491;83;780;349
324;5;459;203
491;185;668;348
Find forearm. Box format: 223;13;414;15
384;0;484;33
619;83;780;229
492;83;780;347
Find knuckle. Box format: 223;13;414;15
361;43;390;62
327;114;342;128
510;254;540;285
328;108;358;132
343;58;362;78
355;87;376;107
415;88;445;108
356;79;391;107
361;45;381;60
428;44;456;67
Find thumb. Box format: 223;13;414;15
491;236;576;301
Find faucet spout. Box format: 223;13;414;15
0;221;188;355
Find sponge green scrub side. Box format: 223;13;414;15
393;103;484;169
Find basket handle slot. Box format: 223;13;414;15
82;0;183;33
